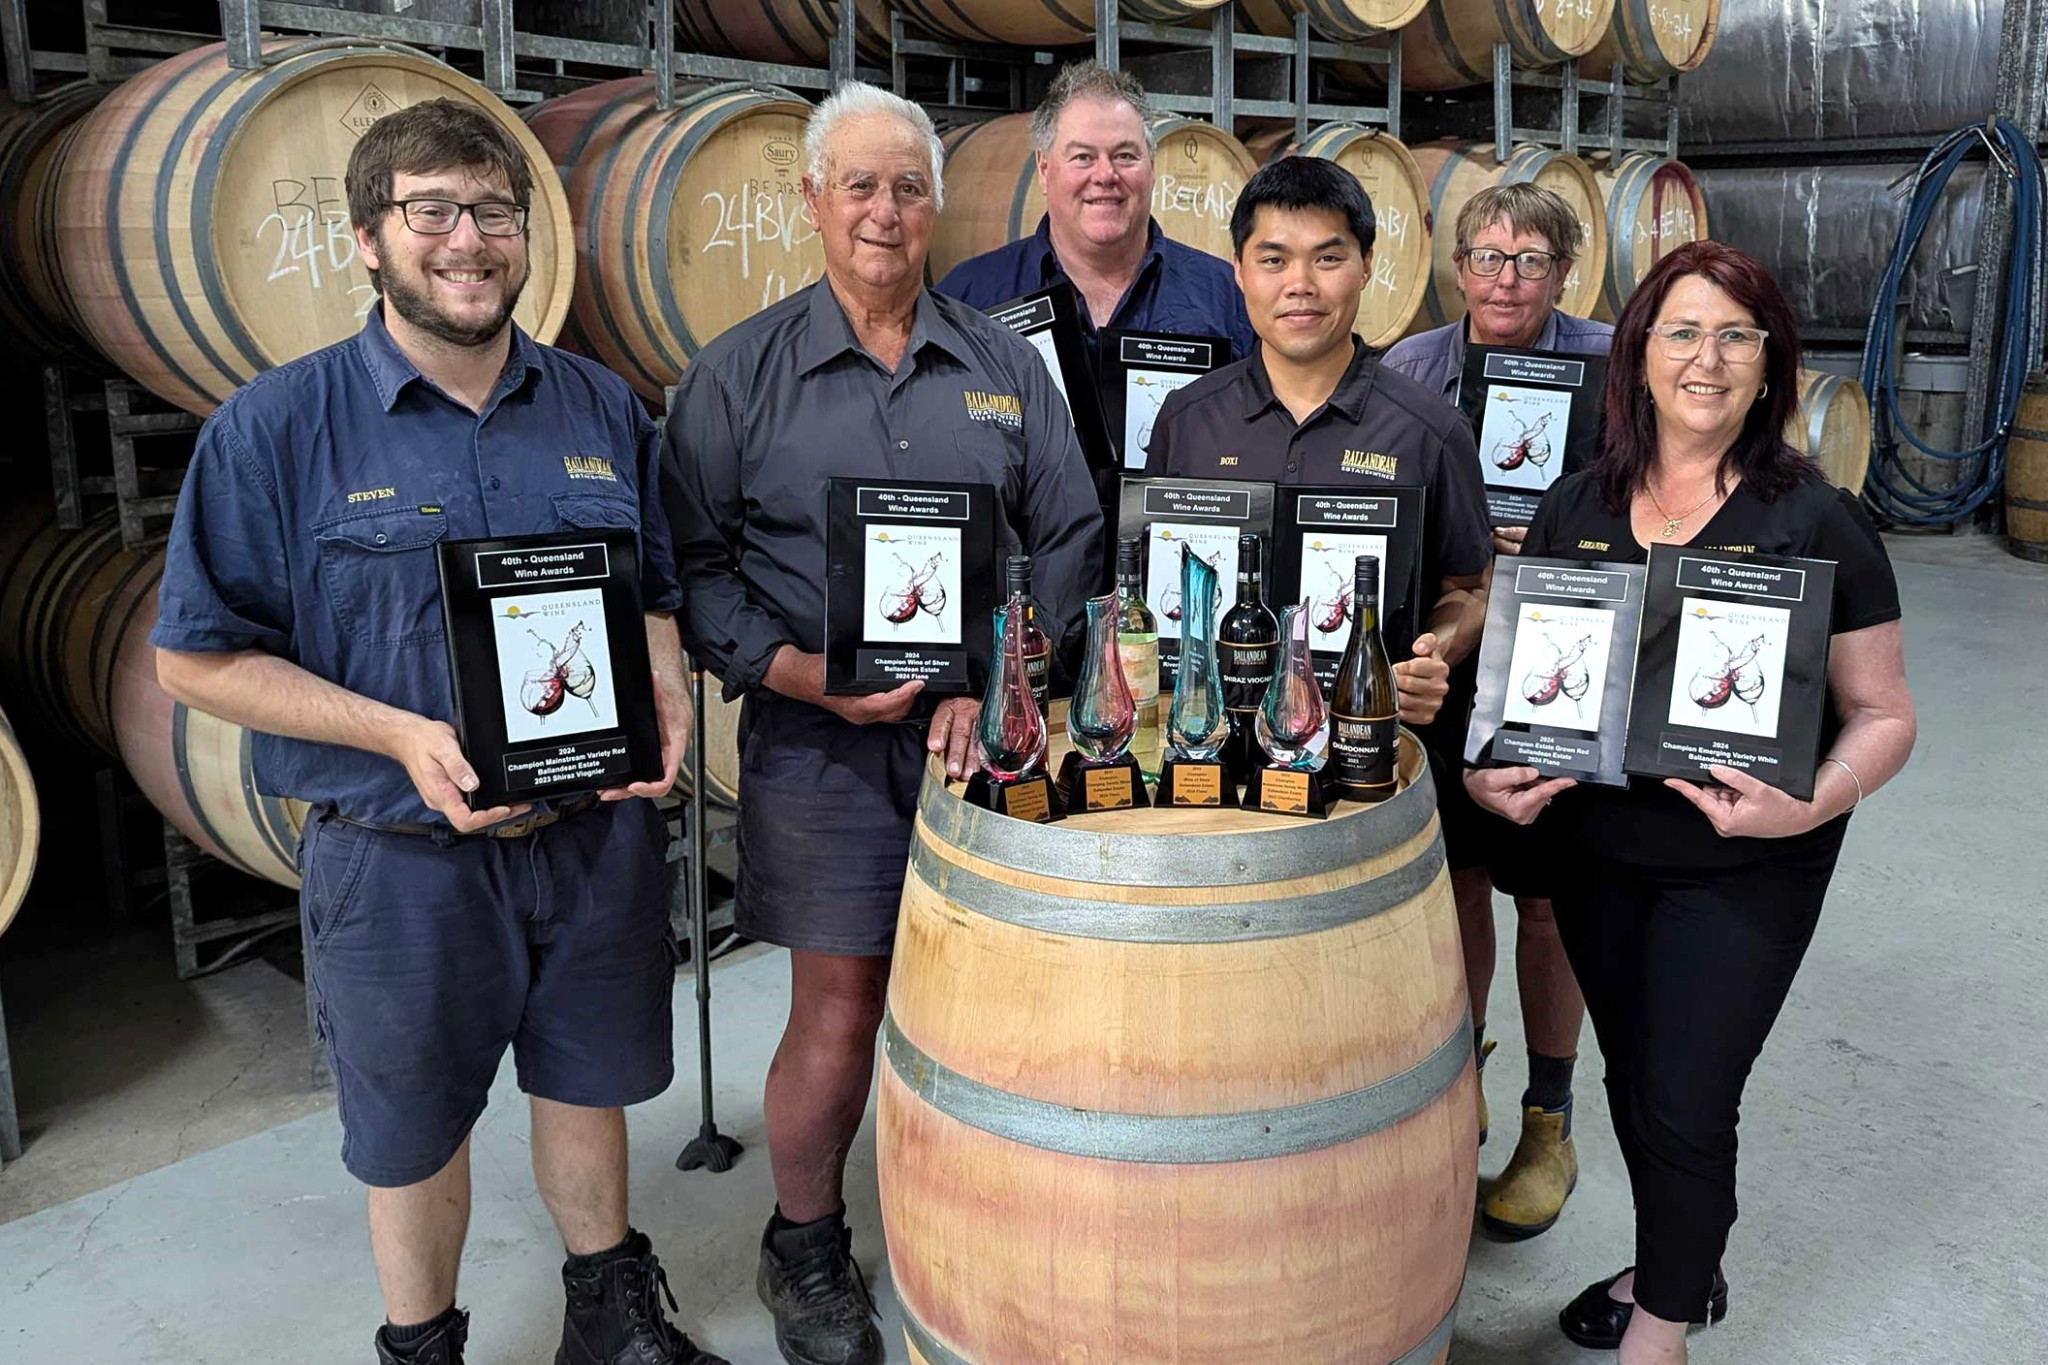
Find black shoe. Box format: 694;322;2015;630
757;1211;883;1365
374;1310;468;1365
1558;1266;1730;1350
558;1229;730;1365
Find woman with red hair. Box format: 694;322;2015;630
1466;241;1918;1364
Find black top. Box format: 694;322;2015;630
1141;339;1494;598
1520;461;1902;868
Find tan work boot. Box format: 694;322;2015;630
1475;1039;1496;1147
1482;1102;1578;1240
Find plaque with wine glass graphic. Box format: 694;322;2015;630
1457;346;1607;527
1100;329;1230;471
1623;545;1836;800
1465;557;1648;787
1271;486;1425;686
1116;477;1277;693
436;529;661;807
824;478;996;696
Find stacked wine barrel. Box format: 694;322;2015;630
1786;369;1871;498
0;702;38;941
0;83;105;370
1401;0;1616;90
1409;141;1609;330
2007;382;2048;564
1234;0;1428;42
527;77;820;402
1592;152;1709;321
1582;0;1721;83
54;39;574;416
673;0;892;67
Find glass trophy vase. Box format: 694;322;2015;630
1156;544;1236;808
967;597;1061;821
1060;590;1149;810
1247;601;1331;818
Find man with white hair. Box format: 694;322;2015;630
661;82;1101;1365
937;61;1256;366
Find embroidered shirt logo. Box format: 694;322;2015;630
1576;539;1610;551
963;390;1024;432
346;486;397;504
563;455;617;482
1340;449;1399;480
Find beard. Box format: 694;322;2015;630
375;235;530;349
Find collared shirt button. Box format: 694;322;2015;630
898;440;909;450
488;475;502;491
374;533;387;545
1286;462;1298;473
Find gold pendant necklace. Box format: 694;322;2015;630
1647;482;1721;538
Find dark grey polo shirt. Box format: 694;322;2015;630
662;281;1103;699
1141;340;1493;592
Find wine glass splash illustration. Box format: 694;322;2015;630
519;622;598;720
876;551;949;626
1689;630;1768;721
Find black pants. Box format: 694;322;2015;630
1549;832;1844;1323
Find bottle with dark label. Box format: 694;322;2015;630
1114;538;1162;776
1216;533;1279;781
1005;554;1051;714
1327;554;1399;802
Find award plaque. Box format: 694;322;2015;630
1624;545;1837;800
1100;328;1229;470
1458;346;1607;526
824;478;995;696
1466;557;1647;787
1271;486;1425;685
435;529;661;807
1117;477;1278;690
988;283;1116;474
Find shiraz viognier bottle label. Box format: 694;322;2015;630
1218;640;1276;712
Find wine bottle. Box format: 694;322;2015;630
1216;533;1279;781
1005;554;1051;714
1114;538;1162;776
1326;554;1399;802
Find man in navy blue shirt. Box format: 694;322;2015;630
151;100;724;1365
935;62;1257;367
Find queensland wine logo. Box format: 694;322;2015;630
864;527;962;645
1339;449;1400;481
1667;600;1789;739
962;390;1024;432
493;592;620;745
562;454;618;482
1503;604;1615;733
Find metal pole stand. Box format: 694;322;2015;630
676;668;743;1174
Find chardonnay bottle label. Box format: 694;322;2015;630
1329;713;1397;790
1218;640;1276;712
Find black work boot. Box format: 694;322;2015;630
374;1309;468;1364
557;1229;730;1365
757;1209;883;1365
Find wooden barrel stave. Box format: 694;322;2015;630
2007;387;2048;563
528;77;817;402
1787;369;1870;496
0;701;39;940
1410;141;1608;331
0;82;106;368
1401;0;1617;91
880;735;1475;1364
57;39;572;416
1580;0;1719;83
1592;152;1708;322
673;0;892;67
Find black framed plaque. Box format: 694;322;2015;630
1624;545;1836;800
436;529;660;807
824;478;996;696
1271;486;1425;685
1458;346;1607;527
1466;557;1647;786
1101;328;1229;471
1116;477;1276;689
988;282;1115;474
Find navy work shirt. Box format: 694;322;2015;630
151;306;680;828
936;215;1258;368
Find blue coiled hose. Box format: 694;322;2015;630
1860;116;2044;527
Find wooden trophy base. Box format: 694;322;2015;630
1243;765;1328;819
1154;755;1238;809
1056;750;1150;813
963;770;1065;823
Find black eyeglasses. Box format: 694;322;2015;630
383;199;528;237
1459;247;1561;280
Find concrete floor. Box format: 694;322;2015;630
2;535;2044;1364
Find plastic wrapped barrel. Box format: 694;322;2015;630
879;732;1474;1364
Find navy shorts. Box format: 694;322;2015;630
733;693;927;958
1426;744;1555;902
299;800;676;1187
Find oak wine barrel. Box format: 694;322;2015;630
527;78;818;403
1124;0;1231;23
0;82;105;369
679;674;743;808
57;39;573;416
891;0;1091;46
111;581;306;889
881;733;1474;1365
1410;141;1608;329
1787;369;1870;497
1591;152;1708;322
1146;115;1257;262
1581;0;1719;83
1401;0;1616;91
1292;124;1433;348
1233;0;1427;42
673;0;891;67
0;702;38;940
2006;383;2048;563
